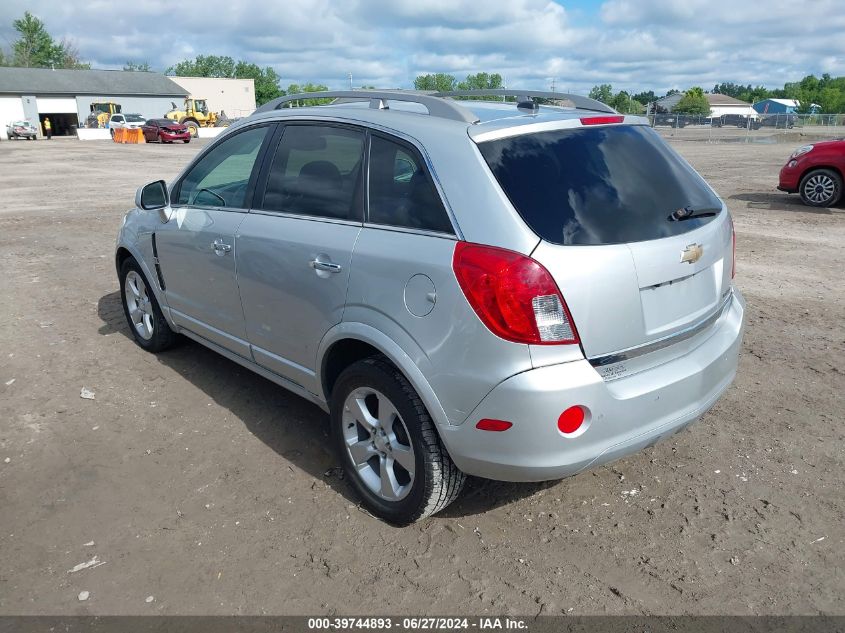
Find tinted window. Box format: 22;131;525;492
368;135;453;234
177;126;268;208
262;125;364;220
478;125;722;246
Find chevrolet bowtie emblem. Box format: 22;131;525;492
680;243;703;264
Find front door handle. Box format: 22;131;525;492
309;258;342;273
212;239;232;255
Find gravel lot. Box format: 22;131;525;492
0;135;842;616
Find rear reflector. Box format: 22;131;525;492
557;406;586;435
476;419;513;432
580;115;625;125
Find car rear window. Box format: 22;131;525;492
477;125;723;246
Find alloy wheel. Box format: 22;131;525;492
341;387;415;501
803;173;837;205
124;270;155;340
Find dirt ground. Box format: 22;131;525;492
0;134;843;616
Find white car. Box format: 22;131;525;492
109;113;146;131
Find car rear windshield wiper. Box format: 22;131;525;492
667;206;721;222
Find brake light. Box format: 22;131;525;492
730;216;736;279
452;242;579;345
580;115;625;125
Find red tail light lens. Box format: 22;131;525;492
580;115;625;125
452;242;579;345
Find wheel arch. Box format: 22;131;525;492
318;323;453;432
800;163;844;185
115;242;176;330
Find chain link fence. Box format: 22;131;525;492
646;112;845;141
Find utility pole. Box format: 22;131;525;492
550;77;556;93
348;72;353;90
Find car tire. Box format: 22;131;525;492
119;257;178;353
331;356;465;524
799;169;843;207
183;139;190;144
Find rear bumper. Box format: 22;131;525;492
439;289;746;482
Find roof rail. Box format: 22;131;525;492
253;89;479;124
433;89;617;114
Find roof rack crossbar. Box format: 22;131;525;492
433;89;617;114
254;90;479;124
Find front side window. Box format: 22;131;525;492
368;135;453;234
177;126;268;209
261;125;364;220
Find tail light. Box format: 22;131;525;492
452;242;579;345
730;216;736;279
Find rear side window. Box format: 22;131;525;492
368;135;453;234
177;126;268;208
261;125;365;221
478;125;722;245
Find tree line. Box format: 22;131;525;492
590;78;845;114
4;11;845;112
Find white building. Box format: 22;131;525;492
0;67;187;139
169;77;256;119
707;94;757;119
651;92;757;118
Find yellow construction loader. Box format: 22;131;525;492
164;98;230;136
86;102;121;128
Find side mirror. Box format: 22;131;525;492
135;180;172;222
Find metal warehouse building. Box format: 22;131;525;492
0;67;187;139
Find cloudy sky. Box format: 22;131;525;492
1;0;843;94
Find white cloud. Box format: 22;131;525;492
0;0;843;94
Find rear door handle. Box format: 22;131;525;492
309;258;342;273
212;239;232;255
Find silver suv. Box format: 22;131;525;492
116;89;745;524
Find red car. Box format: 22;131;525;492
778;139;844;207
141;118;191;144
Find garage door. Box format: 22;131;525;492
0;96;26;140
36;97;78;113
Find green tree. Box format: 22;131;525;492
57;39;89;69
167;55;283;106
674;87;710;115
610;90;644;114
414;73;457;92
234;61;282;105
167;55;237;77
632;90;656;106
123;61;151;72
588;84;613;104
457;72;503;90
11;12;64;68
283;83;332;106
